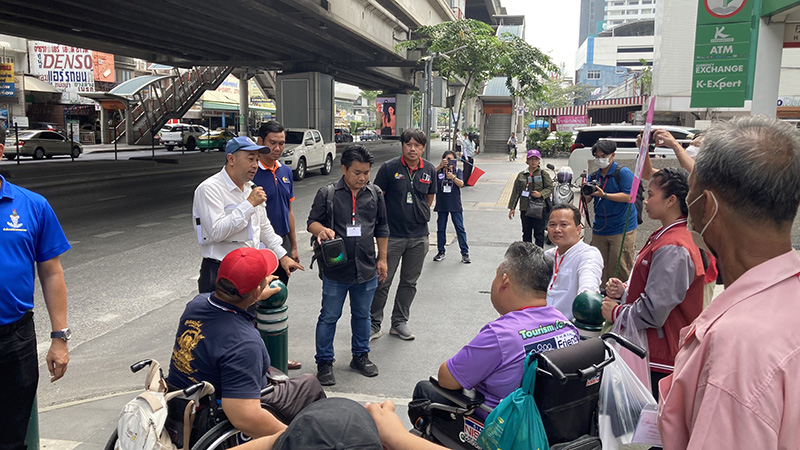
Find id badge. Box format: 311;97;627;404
406;192;413;204
521;190;530;197
347;225;362;237
443;185;452;193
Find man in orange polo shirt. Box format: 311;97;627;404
255;120;302;370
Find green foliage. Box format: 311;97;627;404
349;121;363;134
528;77;593;112
360;90;379;102
553;131;574;154
397;19;556;131
526;128;550;149
638;58;652;96
538;139;556;157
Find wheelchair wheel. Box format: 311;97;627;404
103;429;118;450
190;420;248;450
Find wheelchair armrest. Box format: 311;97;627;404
428;377;485;409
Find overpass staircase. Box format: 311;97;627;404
113;66;233;145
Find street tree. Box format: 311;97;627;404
398;19;556;151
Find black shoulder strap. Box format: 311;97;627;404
321;183;335;228
612;165;622;185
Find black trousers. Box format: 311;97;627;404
520;213;546;248
198;257;221;293
0;312;38;450
463;156;474;185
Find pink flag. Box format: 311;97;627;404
629;96;656;203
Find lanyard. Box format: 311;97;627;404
351;192;357;225
405;164;417;188
549;249;567;290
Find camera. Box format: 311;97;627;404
447;159;457;171
581;181;599;196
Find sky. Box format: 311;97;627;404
500;0;582;76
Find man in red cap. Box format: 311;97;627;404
167;247;325;438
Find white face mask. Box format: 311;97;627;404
595;157;610;169
687;191;718;254
685;145;700;159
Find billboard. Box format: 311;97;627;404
28;41;95;104
690;0;755;108
0;62;14;98
93;52;115;82
376;97;396;136
555;115;588;133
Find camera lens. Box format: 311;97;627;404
581;184;597;196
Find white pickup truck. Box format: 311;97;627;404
160;123;208;152
280;128;337;180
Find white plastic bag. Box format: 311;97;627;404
598;347;657;450
610;307;650;392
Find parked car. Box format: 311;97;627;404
359;130;381;141
334;127;354;143
3;130;82;160
197;129;236;152
160;123;208;151
281;128;337;181
441;130;450;141
568;125;699;175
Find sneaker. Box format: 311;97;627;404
370;324;383;341
316;362;335;386
350;353;379;377
390;322;416;340
433;251;446;262
461;253;471;264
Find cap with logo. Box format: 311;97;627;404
526;149;542;160
216;248;278;295
226;136;267;155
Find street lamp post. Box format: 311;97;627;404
422;45;468;161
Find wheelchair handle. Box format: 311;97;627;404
601;333;648;359
260;385;275;397
536;354;569;385
183;382;206;397
130;359;153;373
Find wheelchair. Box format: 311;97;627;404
411;333;646;450
105;359;288;450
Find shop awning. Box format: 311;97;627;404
23;76;59;94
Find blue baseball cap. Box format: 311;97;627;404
226;136;266;155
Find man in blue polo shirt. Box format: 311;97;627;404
167;248;325;439
254;120;302;371
582;139;638;283
0;124;72;450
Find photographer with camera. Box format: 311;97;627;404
432;151;470;263
582;140;638;284
307;146;389;386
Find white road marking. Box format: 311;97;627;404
170;213;192;220
67;241;80;245
136;222;161;228
94;231;124;238
95;195;127;202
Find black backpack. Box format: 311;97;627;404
595;166;645;225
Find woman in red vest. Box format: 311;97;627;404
601;167;705;396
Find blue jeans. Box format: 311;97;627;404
315;274;378;363
437;211;469;255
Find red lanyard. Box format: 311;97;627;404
351;193;357;225
549;249;567;290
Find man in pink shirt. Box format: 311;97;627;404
658;116;800;449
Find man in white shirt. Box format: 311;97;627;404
545;203;603;320
461;132;475;186
193;136;304;293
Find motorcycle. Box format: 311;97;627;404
545;163;576;206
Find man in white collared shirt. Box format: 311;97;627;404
193;136;304;293
545;203;603;320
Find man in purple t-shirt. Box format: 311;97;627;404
409;242;579;422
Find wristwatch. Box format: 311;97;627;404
51;327;72;342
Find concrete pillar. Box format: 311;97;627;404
465;97;475;130
238;73;250;136
100;108;109;144
395;93;412;135
276;72;334;142
125;107;134;144
751;19;783;117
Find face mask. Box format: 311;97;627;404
595;157;610;169
685;145;699;158
687;191;718;254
